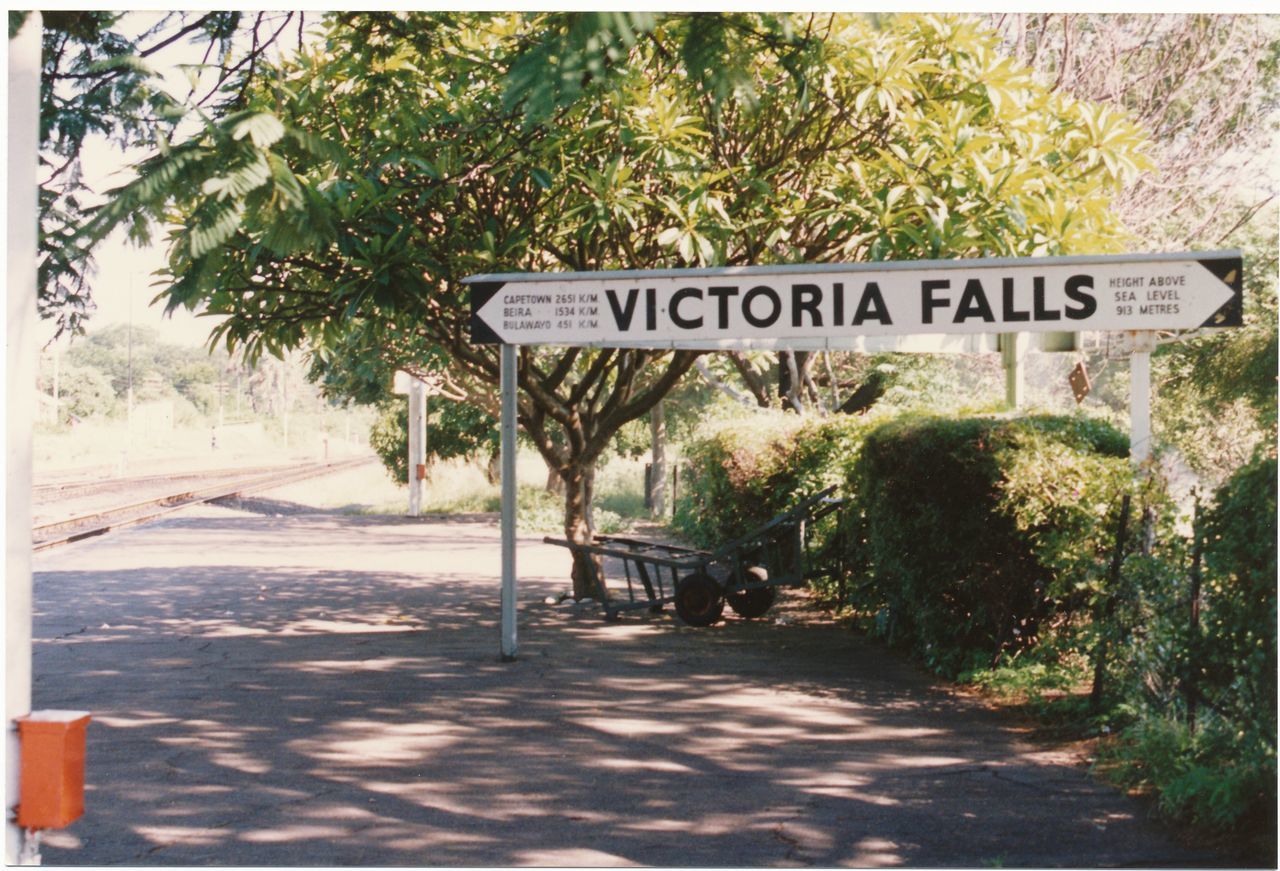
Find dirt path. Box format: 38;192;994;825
30;504;1229;866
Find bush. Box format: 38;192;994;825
370;400;409;484
1195;454;1277;742
43;363;117;420
673;411;873;548
849;413;1134;676
1101;712;1276;854
369;397;501;485
675;409;1136;676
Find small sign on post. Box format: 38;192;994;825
1069;361;1092;404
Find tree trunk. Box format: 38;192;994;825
546;466;566;496
649;401;666;517
778;350;810;412
726;352;773;407
563;462;600;600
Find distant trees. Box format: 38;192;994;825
37;362;115;420
37;325;322;425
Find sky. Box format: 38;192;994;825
66;160;223;350
43;10;313;351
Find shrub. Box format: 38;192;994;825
673;411;874;548
1194;454;1277;743
676;409;1136;676
849;413;1133;676
369;397;502;485
673;411;804;547
369;400;409;483
1100;712;1276;853
43;363;117;420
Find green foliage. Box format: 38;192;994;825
368;397;501;485
677;408;1136;676
1100;714;1276;848
1194;454;1277;746
985;453;1277;853
34;11;275;338
95;9;1154;391
368;400;409;484
432;400;500;464
673;411;801;546
61;324;235;409
673;411;871;548
1155;231;1278;486
501;12;656;127
851;414;1133;675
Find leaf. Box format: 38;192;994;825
231;112;286;149
657;227;683;246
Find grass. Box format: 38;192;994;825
263;451;655;533
33;413;369;477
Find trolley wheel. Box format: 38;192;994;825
674;572;724;627
727;567;776;619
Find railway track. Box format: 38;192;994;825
32;463;308;503
33;457;373;551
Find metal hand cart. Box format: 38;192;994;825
544;486;843;626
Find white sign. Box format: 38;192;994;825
468;251;1241;348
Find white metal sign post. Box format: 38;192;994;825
467;251;1243;660
499;345;519;660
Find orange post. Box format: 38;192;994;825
15;711;90;830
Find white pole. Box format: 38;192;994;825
1129;331;1156;465
500;344;518;661
7;12;42;865
407;377;424;516
51;343;59;426
1001;332;1026;409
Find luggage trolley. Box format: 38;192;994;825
544;486;844;625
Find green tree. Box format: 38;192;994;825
64;323;160;396
22;10;306;338
369;398;500;486
86;13;1150;596
1154;229;1278;485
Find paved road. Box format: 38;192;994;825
30;499;1228;866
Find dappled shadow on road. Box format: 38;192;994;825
31;515;1227;867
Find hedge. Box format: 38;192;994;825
675;411;1134;676
673;411;873;549
852;414;1131;675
